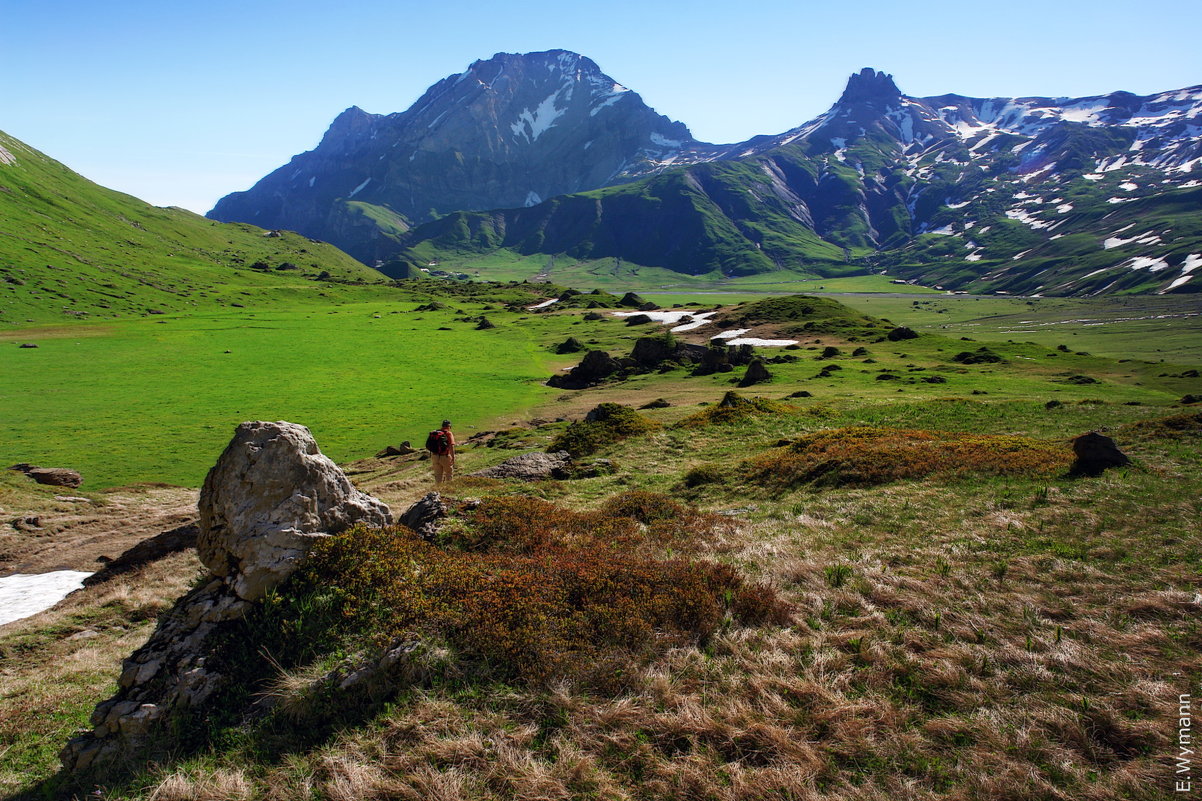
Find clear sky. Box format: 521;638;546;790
4;0;1199;214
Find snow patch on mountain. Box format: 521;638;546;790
512;89;570;143
348;177;371;198
1162;253;1202;292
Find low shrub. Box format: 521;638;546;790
682;463;725;488
262;506;785;688
548;403;659;456
1118;411;1202;440
747;426;1073;488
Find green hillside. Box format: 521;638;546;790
0;130;383;325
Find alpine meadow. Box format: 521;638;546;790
1;36;1200;801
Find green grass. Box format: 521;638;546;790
0;298;566;489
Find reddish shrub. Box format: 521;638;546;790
747;426;1072;488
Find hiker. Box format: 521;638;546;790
426;419;456;483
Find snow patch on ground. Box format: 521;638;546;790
1056;203;1073;213
1082;174;1104;181
525;191;542;207
711;329;750;340
1106;197;1133;204
1119;182;1139;191
670;311;718;332
723;337;799;347
0;571;92;626
1006;209;1051;229
528;299;558;310
927;224;956;235
966;252;983;262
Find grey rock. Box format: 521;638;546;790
198;421;392;602
399;492;448;540
470;451;573;481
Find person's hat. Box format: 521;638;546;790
442;419;452;427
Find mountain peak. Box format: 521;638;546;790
838;68;902;105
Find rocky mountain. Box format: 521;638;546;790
208;50;725;265
212;51;1202;295
401;68;1202;295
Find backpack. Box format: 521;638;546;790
425;429;452;455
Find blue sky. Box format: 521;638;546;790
4;0;1199;213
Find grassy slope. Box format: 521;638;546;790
0;129;383;326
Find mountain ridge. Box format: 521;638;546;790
208;53;1202;295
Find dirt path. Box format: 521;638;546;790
0;484;198;576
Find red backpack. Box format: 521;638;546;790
425;429;452;455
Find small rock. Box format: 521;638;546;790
399;492;448;540
18;343;38;348
470;451;573;481
738;358;773;387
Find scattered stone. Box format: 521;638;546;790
8;463;83;488
1046;400;1063;409
624;313;653;326
787;390;813;398
582;311;605;321
555;336;585;354
1069;432;1131;477
398;491;448;540
640;398;671;409
84;523;199;586
475;316;496;330
1182;394;1202;405
470;451;573;481
17;343;38;348
887;326;919;341
738;358;773;387
375;441;417;458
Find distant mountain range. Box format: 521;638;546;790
204;50;1200;295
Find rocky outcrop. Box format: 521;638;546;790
470;451;573;480
61;421;391;775
738;358;773;387
198;421;392;602
9;463;83;488
376;441;417;457
398;492;448;541
548;349;631;389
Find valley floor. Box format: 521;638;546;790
1;286;1200;800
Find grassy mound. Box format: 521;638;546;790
677;391;795;428
717;294;890;336
1118;410;1202;440
748;426;1073;487
548;403;659;456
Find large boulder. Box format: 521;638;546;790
1069;432;1131;477
198;421;392;602
63;421;393;775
